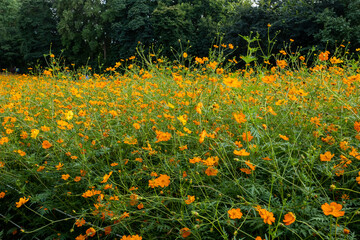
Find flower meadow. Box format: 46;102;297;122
1;44;360;240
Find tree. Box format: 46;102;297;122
18;0;60;65
151;2;194;56
106;0;157;61
56;0;107;65
0;0;21;68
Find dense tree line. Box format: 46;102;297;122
0;0;359;70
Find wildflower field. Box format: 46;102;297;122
1;46;360;240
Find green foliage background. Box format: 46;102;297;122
0;0;359;68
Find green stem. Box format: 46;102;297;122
297;220;325;240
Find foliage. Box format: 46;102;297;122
1;0;360;70
0;0;21;67
18;0;61;66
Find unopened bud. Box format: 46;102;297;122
191;211;199;216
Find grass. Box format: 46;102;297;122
0;44;360;240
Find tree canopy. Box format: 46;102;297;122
0;0;358;69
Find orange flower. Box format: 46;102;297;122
0;136;9;145
257;207;275;225
279;134;289;141
320;151;334;162
100;171;113;183
86;227;96;237
75;234;86;240
319;51;330;61
354;121;360;132
16;150;26;156
137;203;144;210
0;192;5;198
283;212;296;225
180;227;191;238
16;197;29;208
321;202;345;217
262;75;276;84
233;149;250;156
240;168;252;174
223;77;242;88
356;171;360;184
155;130;172;143
276;60;288;69
339;141;349;150
245;160;256;171
185;195;195;205
104;226;112;235
153;174;170;188
121;235;142;240
20;131;28;139
195;102;203;114
74;176;82;182
199;130;206;143
228;208;243;219
75;218;85;227
42;140;52;149
41;125;50;132
37;166;45;172
233;112;247;124
62;174;70;180
205;167;218;176
242;131;253;142
55;162;63;170
120;212;130;219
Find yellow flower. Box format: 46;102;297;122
16;197;29;208
65;110;74;120
177;115;187;125
31;129;39;139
